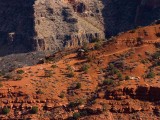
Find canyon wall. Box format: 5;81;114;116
0;0;36;56
0;0;159;55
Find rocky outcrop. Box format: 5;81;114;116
105;85;160;101
0;0;159;56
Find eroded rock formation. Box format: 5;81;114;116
0;0;159;55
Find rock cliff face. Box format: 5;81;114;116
0;0;159;55
0;0;35;56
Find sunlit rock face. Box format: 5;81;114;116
0;0;159;56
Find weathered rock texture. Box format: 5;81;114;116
0;0;160;55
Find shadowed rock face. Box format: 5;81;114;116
0;0;36;56
102;0;160;37
0;0;159;56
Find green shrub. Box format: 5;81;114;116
103;79;113;85
109;63;114;69
51;64;57;68
66;65;72;71
59;93;65;98
73;112;81;119
2;107;10;115
76;82;81;89
125;76;130;80
111;68;119;75
81;64;90;73
36;89;44;94
30;106;38;114
146;72;155;78
67;71;74;78
17;70;24;74
117;73;123;80
68;102;77;108
153;51;160;59
44;70;52;77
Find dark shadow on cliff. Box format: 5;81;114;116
101;0;160;38
0;0;36;56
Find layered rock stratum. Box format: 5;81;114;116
0;0;160;55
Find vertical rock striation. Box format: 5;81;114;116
0;0;159;56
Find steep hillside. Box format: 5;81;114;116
0;24;159;119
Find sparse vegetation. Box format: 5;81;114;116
2;107;10;115
59;92;65;98
36;89;44;94
51;64;57;68
103;79;114;85
81;63;90;73
125;75;130;80
44;70;52;77
117;73;123;80
76;82;81;89
17;70;24;74
146;71;155;78
30;106;38;114
67;71;74;78
73;112;81;119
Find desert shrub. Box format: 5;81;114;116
69;99;83;108
141;59;148;64
103;79;113;85
111;68;119;75
44;70;52;77
108;63;114;69
125;76;130;80
2;107;10;115
152;51;160;59
154;61;160;66
146;72;155;78
117;73;123;80
67;71;74;78
81;64;90;73
36;89;44;94
59;92;65;98
73;112;81;119
68;102;79;108
17;70;24;74
66;65;72;71
30;106;38;114
76;82;81;89
51;64;57;68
